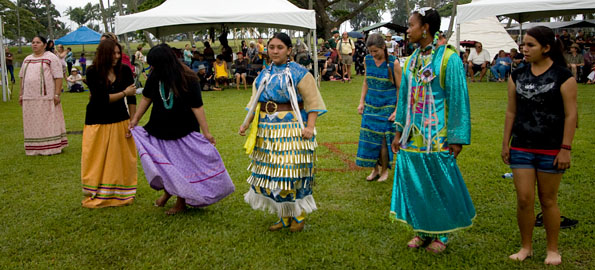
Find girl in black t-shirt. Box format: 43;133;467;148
129;44;234;215
502;26;577;266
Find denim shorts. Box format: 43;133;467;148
509;149;565;174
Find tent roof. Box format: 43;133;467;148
55;26;101;45
356;22;408;34
448;16;518;59
115;0;316;36
506;19;595;30
457;0;595;24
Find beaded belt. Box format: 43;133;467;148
260;101;303;114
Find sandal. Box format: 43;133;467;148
560;216;578;229
407;236;425;248
426;239;447;253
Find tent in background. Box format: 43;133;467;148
55;26;101;45
447;16;518;59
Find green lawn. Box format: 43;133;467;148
0;73;593;269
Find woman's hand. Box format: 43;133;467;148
203;132;216;145
239;124;248;136
124;84;136;97
19;96;23;106
501;145;510;165
302;126;315;139
357;103;364;115
391;133;401;153
449;144;463;158
388;110;396;122
53;95;61;105
128;117;138;131
554;149;571;170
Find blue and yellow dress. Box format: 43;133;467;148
390;45;476;239
356;55;397;167
243;62;326;222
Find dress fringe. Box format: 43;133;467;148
244;188;317;218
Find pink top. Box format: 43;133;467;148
19;51;63;100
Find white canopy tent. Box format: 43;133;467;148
447;16;518;60
455;0;595;51
115;0;320;81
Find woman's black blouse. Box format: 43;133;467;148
142;75;204;140
85;65;136;125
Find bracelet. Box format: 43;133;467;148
561;144;572;150
54;95;60;98
122;91;127;97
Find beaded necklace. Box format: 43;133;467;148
159;81;174;109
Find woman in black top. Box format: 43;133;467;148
129;44;234;215
502;26;577;266
81;39;138;208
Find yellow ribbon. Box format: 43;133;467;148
243;103;260;154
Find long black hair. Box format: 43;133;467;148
146;43;198;96
526;26;566;67
411;8;441;37
267;32;293;63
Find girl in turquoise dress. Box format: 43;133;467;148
356;33;401;182
389;8;476;253
239;33;326;232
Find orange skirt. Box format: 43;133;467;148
81;120;137;208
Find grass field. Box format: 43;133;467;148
0;71;594;269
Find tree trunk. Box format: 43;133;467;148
16;0;22;53
187;32;195;47
128;0;154;47
98;0;110;32
446;0;458;40
46;0;53;39
117;0;132;56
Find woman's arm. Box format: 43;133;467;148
129;96;151;129
192;106;215;145
501;75;517;165
358;61;368;115
109;84;136;103
554;77;578;170
390;59;402;121
302;112;318;139
53;78;62;105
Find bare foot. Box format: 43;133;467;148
544;251;562;265
154;192;172;207
377;169;389;182
509;248;533;261
366;167;379;181
165;197;187;215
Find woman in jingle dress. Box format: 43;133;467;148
356;33;401;182
239;33;326;232
81;39;138;208
389;8;476;253
19;36;68;155
130;44;235;215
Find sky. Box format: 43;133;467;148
53;0;100;29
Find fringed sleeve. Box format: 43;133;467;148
394;68;409;133
296;73;327;116
444;53;471;145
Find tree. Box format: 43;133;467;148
65;6;89;27
289;0;383;39
0;0;45;42
19;0;67;39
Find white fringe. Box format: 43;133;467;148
244;189;317;218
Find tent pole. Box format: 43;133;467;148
1;17;8;102
518;22;523;44
312;29;319;87
456;23;460;55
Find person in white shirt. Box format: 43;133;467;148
337;31;356;82
66;68;84;92
385;33;398;56
467;42;490;82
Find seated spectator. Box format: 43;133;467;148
66;68;84;92
262;54;272;70
582;45;595;83
233;52;249;90
197;64;213;91
467;42;490;82
462;48;471;75
510;48;525;70
321;57;341;81
490;50;512;82
587;66;595;84
247;41;258;64
213;55;228;91
565;43;584;80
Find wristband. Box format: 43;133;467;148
561;144;572;150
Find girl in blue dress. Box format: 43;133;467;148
356;33;401;182
390;8;476;253
239;33;326;232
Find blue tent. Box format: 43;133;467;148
55;26;101;45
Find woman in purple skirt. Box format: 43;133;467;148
129;43;235;215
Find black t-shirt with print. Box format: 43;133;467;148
510;64;573;149
143;75;203;140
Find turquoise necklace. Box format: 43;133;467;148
159;81;174;109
